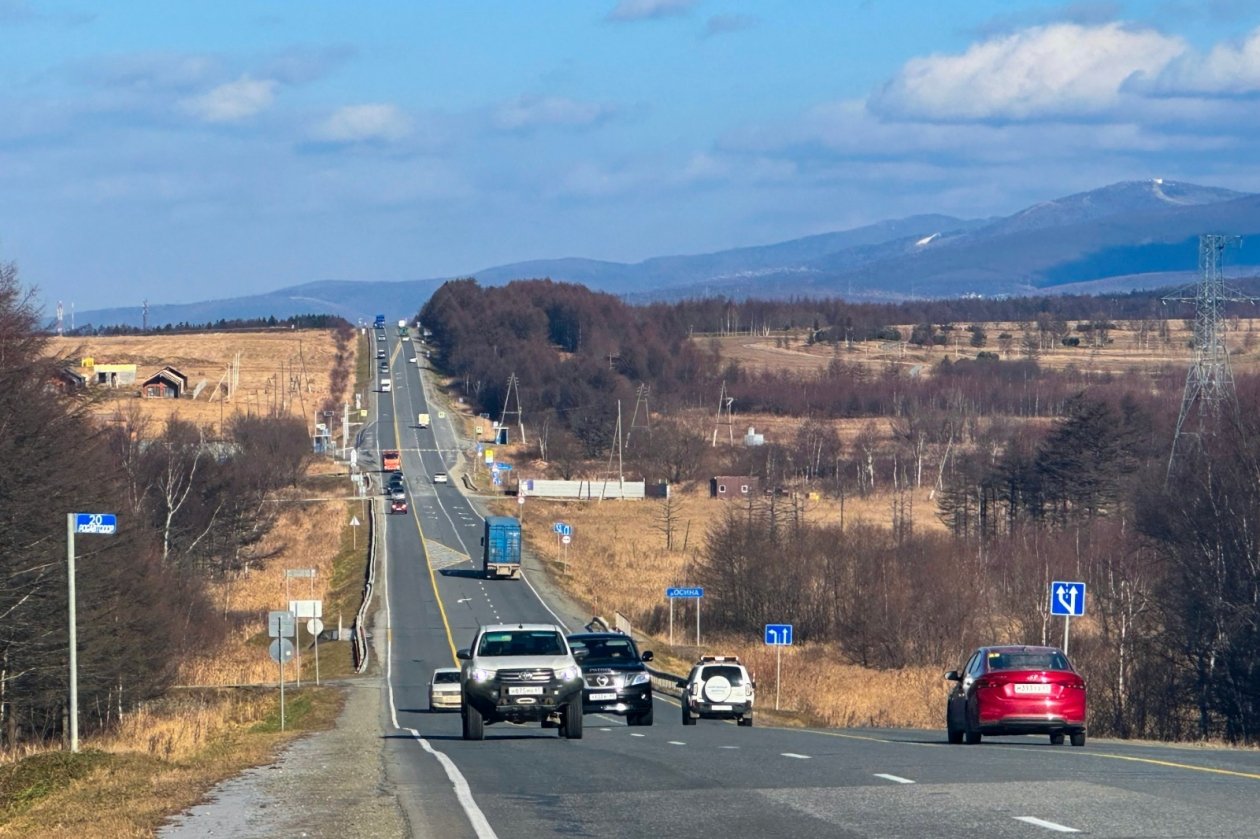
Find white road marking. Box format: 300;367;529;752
599;728;612;732
629;733;646;737
719;745;740;749
1014;816;1080;833
668;740;686;746
873;773;915;784
781;753;811;759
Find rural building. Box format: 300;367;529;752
49;366;87;394
710;475;759;499
141;366;188;399
86;360;137;388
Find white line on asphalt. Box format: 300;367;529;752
668;741;686;746
384;538;498;839
873;773;915;784
630;733;646;737
719;745;739;749
600;728;612;732
1013;816;1080;833
781;753;812;759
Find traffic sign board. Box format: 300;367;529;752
269;638;295;664
1050;581;1086;617
496;462;513;471
73;513;116;535
307;618;325;637
561;534;571;545
667;587;704;598
268;610;295;638
765;624;794;646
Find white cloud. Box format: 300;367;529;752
492;95;616;131
873;23;1184;121
1141;27;1260;96
606;0;696;23
312;104;411;143
181;75;278;122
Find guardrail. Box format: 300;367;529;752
351;477;377;673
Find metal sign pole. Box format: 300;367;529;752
66;515;78;754
696;599;701;647
669;600;674;646
1063;615;1070;656
279;645;286;731
771;642;781;710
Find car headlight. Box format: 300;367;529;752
627;672;650;686
557;665;581;682
471;667;495;682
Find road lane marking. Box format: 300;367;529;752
668;740;686;746
1081;750;1260;781
1014;816;1079;833
720;745;739;749
630;733;646;737
873;773;915;784
781;753;811;759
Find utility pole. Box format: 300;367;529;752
499;373;526;445
626;383;650;448
1165;234;1256;479
711;381;734;447
601;400;625;501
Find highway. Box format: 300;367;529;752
366;328;1260;839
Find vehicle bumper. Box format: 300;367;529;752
690;700;752;718
429;691;461;710
485;564;520;578
464;680;582;720
582;686;653;716
978;714;1086;735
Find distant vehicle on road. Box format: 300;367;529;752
433;471;448;484
390;498;408;514
429;668;462;711
681;655;754;727
380;378;392;392
480;516;521;579
945;645;1086;747
567;632;654;726
382;450;401;471
389;486;406;502
418;412;430;429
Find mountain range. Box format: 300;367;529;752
70;179;1260;329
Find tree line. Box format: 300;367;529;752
0;264;314;749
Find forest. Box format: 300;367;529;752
422;277;1260;743
0;264;321;749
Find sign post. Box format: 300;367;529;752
67;513;117;753
765;624;794;710
667;587;704;646
285;569;316;685
268;611;296;730
1049;581;1086;654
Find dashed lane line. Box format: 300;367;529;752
1013;816;1079;833
873;773;915;784
781;753;811;759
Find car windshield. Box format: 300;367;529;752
575;637;638;665
987;651;1071;671
477;630;564;657
433;671;460;684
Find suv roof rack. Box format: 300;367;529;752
699;655;740;663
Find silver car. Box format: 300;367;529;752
429;667;462;711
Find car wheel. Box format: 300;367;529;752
1050;732;1065;746
563;701;584;740
681;701;696;725
1070;731;1086;747
963;718;981;745
947;717;963;745
462;702;484;741
628;707;653;726
738;714;753;727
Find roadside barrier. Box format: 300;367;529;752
352;479;377;673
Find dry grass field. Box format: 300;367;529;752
47;330;347;435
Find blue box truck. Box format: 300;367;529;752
482;516;522;580
374;314;386;329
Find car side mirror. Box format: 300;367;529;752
944;670;961;681
572;646;588;660
641;650;654;662
456;649;470;660
480;537;485;546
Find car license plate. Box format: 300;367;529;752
590;692;617;701
508;686;544;696
1014;683;1051;695
709;704;732;711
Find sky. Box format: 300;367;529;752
5;0;1260;313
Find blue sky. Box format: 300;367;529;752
5;0;1260;313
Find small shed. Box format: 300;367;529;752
142;366;188;399
49;366;87;394
710;475;759;499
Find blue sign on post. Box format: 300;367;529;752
74;513;117;535
1050;581;1086;617
667;587;703;598
765;624;794;646
496;462;513;471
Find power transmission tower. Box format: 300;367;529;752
142;299;149;332
1165;234;1255;478
626;383;651;448
601;399;625;501
56;301;64;336
499;373;526;445
711;381;734;447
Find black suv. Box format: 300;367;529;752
567;632;654;726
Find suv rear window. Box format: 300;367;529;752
477;630;565;657
699;665;745;685
987;651;1070;671
434;671;460;684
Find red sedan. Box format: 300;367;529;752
390;499;408;514
945;645;1086;746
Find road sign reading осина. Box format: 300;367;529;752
667;587;703;598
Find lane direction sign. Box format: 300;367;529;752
1050;581;1086;617
765;624;794;646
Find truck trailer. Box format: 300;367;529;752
481;516;522;579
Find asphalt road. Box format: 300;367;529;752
370;329;1260;839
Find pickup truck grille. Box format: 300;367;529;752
497;668;554;683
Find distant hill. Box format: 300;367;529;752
69;179;1260;328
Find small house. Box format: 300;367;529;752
141;366;188;399
710;475;759;500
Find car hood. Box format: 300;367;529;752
581;662;648;674
473;655;576;671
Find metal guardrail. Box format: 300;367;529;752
351;477;377;674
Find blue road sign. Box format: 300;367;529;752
496;462;513;471
73;513;117;535
558;524;572;536
765;624;794;646
553;522;562;533
667;587;703;598
1050;581;1086;617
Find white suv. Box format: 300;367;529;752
681;655;755;727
